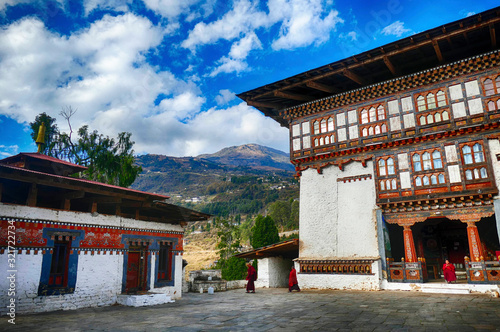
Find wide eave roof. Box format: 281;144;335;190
237;7;500;126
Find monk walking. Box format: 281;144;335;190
246;262;256;293
443;259;457;283
289;265;300;292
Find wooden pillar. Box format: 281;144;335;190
403;225;418;263
466;221;484;262
26;183;37;207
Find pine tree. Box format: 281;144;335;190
250;215;280;249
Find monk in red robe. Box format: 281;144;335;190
443;259;457;283
246;262;256;293
289;265;300;292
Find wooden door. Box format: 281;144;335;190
126;251;141;292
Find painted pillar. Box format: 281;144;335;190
466;221;484;262
403;225;417;263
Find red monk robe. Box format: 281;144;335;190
443;260;457;283
289;266;300;292
246;263;256;293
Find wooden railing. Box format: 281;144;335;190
386;258;427;283
465;257;500;284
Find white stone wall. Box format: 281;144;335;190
299;161;379;259
297;260;382;291
0;250;124;314
298;160;381;289
0;203;184;314
0;203;184;233
255;257;293;288
489;139;500;197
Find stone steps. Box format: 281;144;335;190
420;284;470;295
116;293;174;307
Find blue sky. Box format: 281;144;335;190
0;0;499;158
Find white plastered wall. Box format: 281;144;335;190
255;257;293;288
298;160;382;290
487;139;500;244
0;203;184;314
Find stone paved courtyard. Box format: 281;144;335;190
2;288;500;331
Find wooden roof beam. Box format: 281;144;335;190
432;39;444;63
246;100;282;109
490;23;497;48
306;81;340;94
342;68;368;86
383;56;400;76
274;90;316;102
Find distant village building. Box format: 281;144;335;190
0;153;209;314
239;9;500;290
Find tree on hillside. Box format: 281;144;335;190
30;108;142;187
268;199;299;231
250;215;280;249
214;217;247;280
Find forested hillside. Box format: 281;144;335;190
130;144;299;230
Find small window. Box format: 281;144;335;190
473;143;484;163
381;124;387;133
415;177;422;187
314;121;320;134
431;175;437;185
325;136;330;145
387;158;395;175
442;111;449;121
427;93;436;109
473;168;480;179
413;154;422;172
420;116;426;125
480;167;487;178
379;159;386;176
327;118;334;132
391;179;397;190
435;112;442;122
374;125;381;135
437;91;446;107
463;146;473;164
427;114;434;124
465;169;473;180
432;151;442;169
377;105;385;120
438;174;445;184
361;109;369;124
488;100;495;111
422;176;429;186
49;242;70;288
422;152;432;170
380;181;385;191
417;96;426;111
369;107;376;122
319;137;324;146
320;119;327;133
484;79;494;96
362;128;368;137
368;126;374;136
158;244;172;281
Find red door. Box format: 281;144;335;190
126;251;141;292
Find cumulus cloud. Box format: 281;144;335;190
183;0;342;76
0;144;19;158
381;20;411;37
270;0;343;50
181;0;268;52
83;0;131;15
215;89;236;105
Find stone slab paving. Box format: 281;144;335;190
2;288;500;331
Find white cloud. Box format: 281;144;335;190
381;21;411;37
215;89;236;105
208;56;248;77
229;32;262;59
181;0;268;52
83;0;131;15
466;11;476;17
270;0;343;50
347;31;357;41
143;0;204;20
0;144;19;158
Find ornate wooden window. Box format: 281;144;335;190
360;105;385;124
486;98;500;112
49;241;70;288
483;76;500;96
460;142;489;182
158;244;173;281
412;150;443;172
377;157;397;191
313;134;335;147
415;172;446;187
416;90;447;111
418;109;450;125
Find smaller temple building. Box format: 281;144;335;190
0;153;209;314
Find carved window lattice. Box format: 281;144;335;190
314;134;336;147
313;116;335;135
483;76;500;96
360;104;387;138
486;98;500;112
415;90;447;112
460;142;489;182
412;150;443;172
